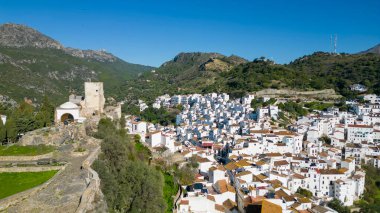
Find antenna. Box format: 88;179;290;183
330;34;333;53
334;34;338;54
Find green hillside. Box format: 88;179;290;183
120;52;248;103
0;23;154;105
0;47;153;105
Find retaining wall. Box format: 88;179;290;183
75;146;103;213
0;152;54;162
0;164;66;211
0;165;64;173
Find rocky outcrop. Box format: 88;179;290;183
19;125;87;146
0;23;117;62
0;23;63;49
64;48;117;62
255;89;342;99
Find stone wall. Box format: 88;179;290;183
0;152;54;162
0;165;66;211
0;165;64;173
75;146;107;213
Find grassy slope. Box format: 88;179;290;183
0;145;54;156
0;170;58;199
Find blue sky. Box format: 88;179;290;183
0;0;379;66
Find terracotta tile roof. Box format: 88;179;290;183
292;173;306;179
196;156;211;163
214;204;225;212
236;159;252;167
207;194;215;201
256;160;267;166
215;179;236;193
250;129;271;134
318;169;345;175
275;189;294;202
274;160;289;166
209;166;217;171
222;199;237;210
275;131;296;136
235;171;252;177
253;174;268;182
225;162;238;170
180;199;189;205
262;199;283;213
266;152;282;157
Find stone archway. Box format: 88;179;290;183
61;113;74;123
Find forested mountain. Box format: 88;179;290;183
121;52;248;102
208;52;380;98
123;51;380;103
0;23;154;105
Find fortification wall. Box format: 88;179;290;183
75;146;107;213
0;165;66;211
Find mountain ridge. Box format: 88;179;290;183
0;23;120;63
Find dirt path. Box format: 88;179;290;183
5;139;100;213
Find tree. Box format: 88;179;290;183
328;198;350;213
175;165;196;186
5;117;17;143
0;118;5;144
93;118;167;212
35;96;55;128
296;187;312;198
319;134;332;145
120;114;126;129
13;102;37;134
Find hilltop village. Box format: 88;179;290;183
126;92;380;213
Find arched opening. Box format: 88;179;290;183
61;113;74;123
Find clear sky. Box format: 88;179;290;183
0;0;379;67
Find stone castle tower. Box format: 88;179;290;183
83;82;105;116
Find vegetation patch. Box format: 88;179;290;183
0;144;55;156
0;170;58;199
163;172;178;213
304;101;334;111
355;165;380;212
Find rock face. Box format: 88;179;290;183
0;23;116;62
64;48;117;62
0;23;63;49
19;125;87;146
